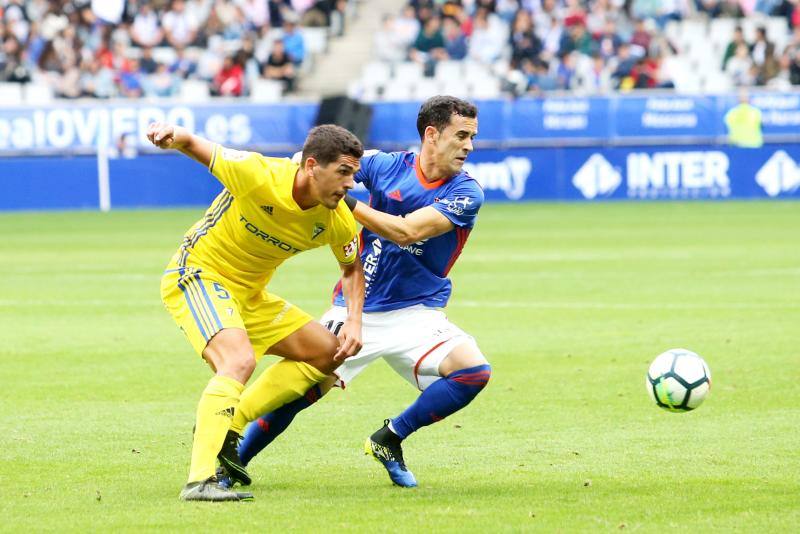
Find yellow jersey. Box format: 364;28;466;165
171;144;359;295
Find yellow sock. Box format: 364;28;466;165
187;375;245;484
229;360;327;435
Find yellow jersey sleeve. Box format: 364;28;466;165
329;206;360;265
208;144;268;197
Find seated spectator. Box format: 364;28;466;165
139;46;159;75
162;0;199;48
509;10;542;66
758;42;780;84
596;19;623;60
726;43;755;86
119;58;144;98
144;62;180;97
559;20;596;57
374;15;408;62
0;34;31;83
610;42;637;87
723;26;748;70
131;3;163;48
750;26;772;67
442;16;468;60
213;55;244;96
282;16;306;65
767;51;793;89
410;16;447;65
523;60;558;94
630;18;653;54
556;51;578;89
574;53;612;94
467;8;507;65
80;57;116;98
169;45;197;79
197;38;226;81
394;4;421;49
539;14;564;61
263;39;296;91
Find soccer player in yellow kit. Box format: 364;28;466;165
148;122;365;502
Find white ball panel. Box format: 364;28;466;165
648;351;675;379
673;354;706;384
686;381;710;409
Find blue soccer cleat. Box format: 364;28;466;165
364;420;417;488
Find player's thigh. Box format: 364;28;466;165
268;321;339;367
240;291;316;360
160;266;247;357
438;339;488;377
320;306;384;388
379;307;480;391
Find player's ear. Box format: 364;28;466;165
424;125;439;144
304;156;317;175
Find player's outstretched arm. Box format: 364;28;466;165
349;199;454;247
146;122;214;168
334;256;364;361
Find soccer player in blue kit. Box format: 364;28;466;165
234;96;491;488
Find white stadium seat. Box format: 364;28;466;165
393;62;424;86
381;83;413;101
434;60;463;82
360;61;392;89
179;79;211;103
249;79;283;103
0;83;23;106
24;83;53;105
470;77;501;99
413;78;440;100
300;27;328;55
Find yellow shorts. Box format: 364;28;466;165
160;265;312;358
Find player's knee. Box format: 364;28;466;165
307;332;340;374
449;363;492;390
220;352;256;382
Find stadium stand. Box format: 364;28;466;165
347;0;800;102
0;0;353;103
2;0;799;103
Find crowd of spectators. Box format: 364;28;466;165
0;0;349;98
373;0;800;97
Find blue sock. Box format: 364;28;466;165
238;384;324;465
390;364;491;439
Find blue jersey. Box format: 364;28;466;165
332;150;484;312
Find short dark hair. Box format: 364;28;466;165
302;124;364;165
416;95;477;140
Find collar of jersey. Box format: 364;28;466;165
414;154;448;190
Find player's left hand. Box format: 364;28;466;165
334;320;362;361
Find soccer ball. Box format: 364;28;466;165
646;348;711;412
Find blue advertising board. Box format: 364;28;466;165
1;92;799;156
2;144;797;211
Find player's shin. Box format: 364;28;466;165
389;364;492;439
187;375;245;483
229;359;328;435
238;384;326;465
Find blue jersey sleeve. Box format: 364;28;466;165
431;180;484;229
355;150;401;189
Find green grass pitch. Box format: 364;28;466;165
1;201;798;532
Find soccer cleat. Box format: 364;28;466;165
218;430;252;486
179;476;254;502
364;420;417;488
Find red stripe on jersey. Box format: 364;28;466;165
330;280;343;304
443;227;470;276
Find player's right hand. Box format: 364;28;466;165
146;122;177;149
